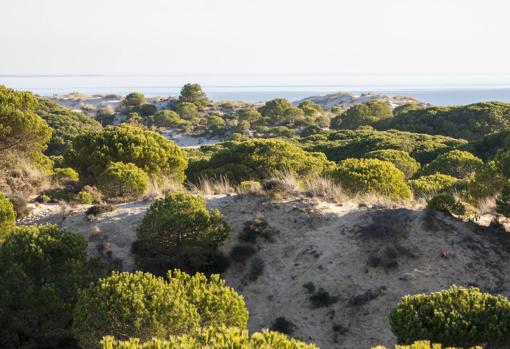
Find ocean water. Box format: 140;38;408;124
2;75;510;106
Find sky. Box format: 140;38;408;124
1;0;510;81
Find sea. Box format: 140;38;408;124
2;74;510;106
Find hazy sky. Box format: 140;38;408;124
1;0;509;76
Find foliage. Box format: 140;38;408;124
64;124;188;183
496;180;510;216
52;167;79;183
0;224;108;348
187;138;333;183
238;180;262;194
122;93;146;113
426;193;465;216
97;162;148;199
0;192;16;239
74;270;248;349
389;286;510;347
178;83;209;108
0;85;52;164
153;110;181;128
237;108;262;124
207;115;226;133
364;149;420;178
372;340;481;349
305;128;467;164
175;102;200;120
134;192;229;275
420;150;483;179
258;98;307;126
100;326;317;349
377;102;510;141
408;174;458;198
36;99;102;156
329;158;411;200
138;104;157;117
75;190;95;204
331;101;392;129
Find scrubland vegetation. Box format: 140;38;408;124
3;83;510;348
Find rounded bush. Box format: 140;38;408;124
0;224;107;348
496;180;510;216
408;174;458;198
329;158;411;200
52;167;79;183
365;149;420;178
153;110;180;128
178;83;209;108
75;191;94;204
389;286;510;347
65;124;188;183
421;150;483;179
187;138;333;183
331;101;392;129
0;192;16;239
97;162;148;199
134;192;229;275
426;193;465;216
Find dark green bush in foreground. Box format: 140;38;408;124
0;224;108;349
389;286;510;347
134;192;229;275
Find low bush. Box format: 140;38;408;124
134;192;229;275
238;180;262;194
329;158;411;200
52;167;79;184
389;286;510;347
86;204;115;216
75;191;94;204
97;162;149;200
0;192;16;239
365;149;420;178
372;340;482;349
408;174;459;198
7;194;29;219
496;180;510;216
427;193;465;216
420;150;483;179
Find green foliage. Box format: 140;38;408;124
392;104;424;116
122;93;146;113
134;192;229;275
238;180;262;193
74;270;248;349
178;83;209;108
377;102;510;141
426;193;465;215
139;104;157;117
187;139;333;183
64;124;188;183
389;286;510;347
329;158;411;200
97;162;148;200
408;174;458;198
468;160;505;200
207;115;226;133
305;128;467;164
237;108;262;124
420;150;483;179
258;98;306;126
331;101;392;129
100;326;317;349
153;110;181;128
0;192;16;239
176;102;200;120
75;190;94;204
52;167;79;183
36;99;102;156
0;224;108;348
373;340;481;349
0;85;52;164
496;180;510;216
364;149;420;178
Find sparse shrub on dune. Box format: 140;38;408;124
426;193;466;216
134;192;229;275
408;174;459;198
329;158;411;200
52;167;79;184
389;286;510;347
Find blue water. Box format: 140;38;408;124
2;75;510;106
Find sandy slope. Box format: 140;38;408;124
22;195;510;349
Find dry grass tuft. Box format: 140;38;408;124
190;176;235;196
302;176;347;203
146;177;184;199
0;158;50;199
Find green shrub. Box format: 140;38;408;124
75;191;94;204
7;194;29;219
122;92;146;113
0;192;16;239
134;192;229;275
64;124;188;183
100;326;317;349
426;193;465;216
365;149;420;178
408;174;459;198
329;158;411;200
97;162;149;199
74;270;248;349
496;180;510;216
420;150;483;179
187;138;333;183
153;110;181;128
389;286;510;347
238;180;262;194
0;224;108;348
176;102;200;119
373;340;481;349
86;204;115;216
331;101;392;129
139;103;157;117
178;83;209;108
52;167;79;183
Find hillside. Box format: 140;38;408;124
22;193;510;349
